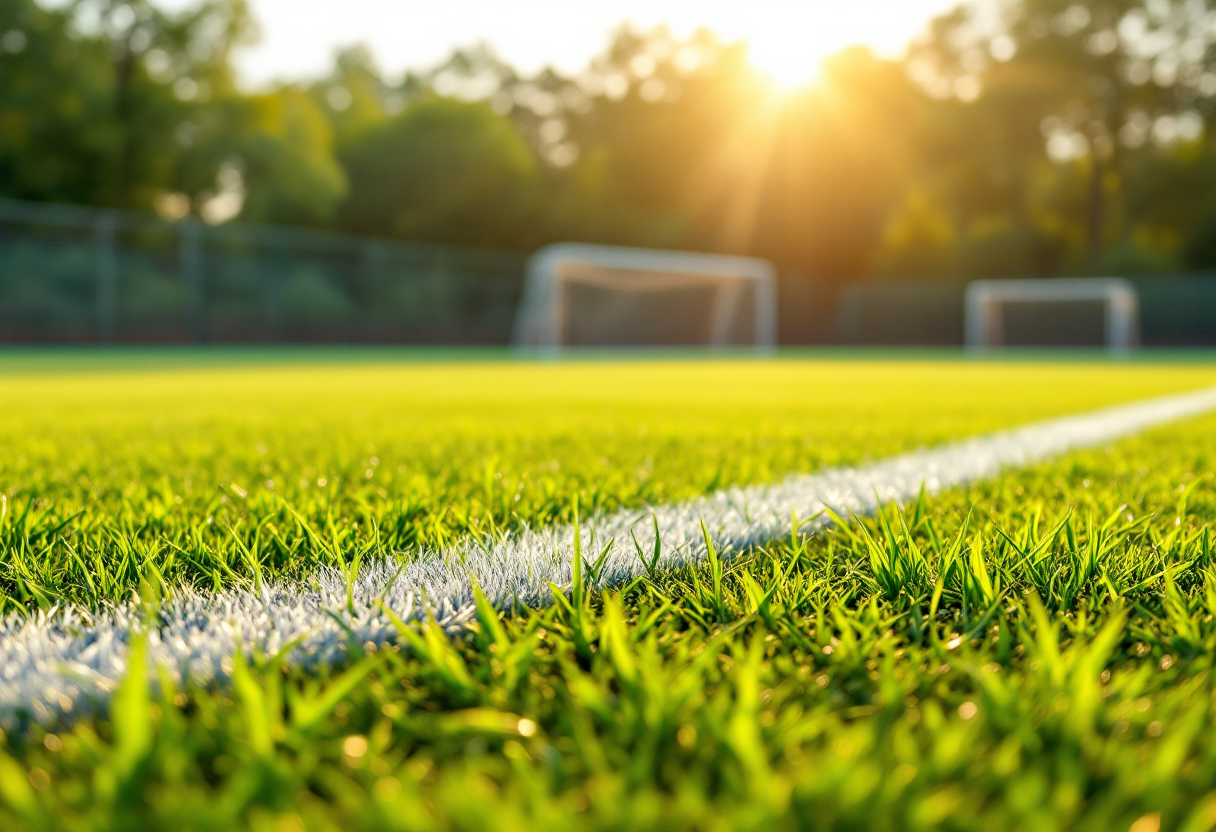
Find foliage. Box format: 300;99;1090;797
232;89;348;226
0;0;119;205
898;0;1216;276
338;99;540;247
0;0;254;211
11;0;1216;291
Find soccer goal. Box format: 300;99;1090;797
511;243;778;350
964;278;1139;352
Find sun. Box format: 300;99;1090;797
744;27;830;91
725;1;950;92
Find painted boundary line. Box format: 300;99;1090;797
5;386;1216;725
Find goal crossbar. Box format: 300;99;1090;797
964;277;1139;351
512;243;778;351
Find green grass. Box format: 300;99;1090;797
3;357;1214;612
5;356;1216;830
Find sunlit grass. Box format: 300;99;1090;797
4;354;1216;829
2;356;1215;611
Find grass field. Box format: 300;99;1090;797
5;353;1216;830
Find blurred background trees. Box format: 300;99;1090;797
6;0;1216;286
898;0;1216;278
337;98;541;246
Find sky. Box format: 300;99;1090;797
225;0;965;89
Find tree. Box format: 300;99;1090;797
0;0;115;204
230;89;348;225
73;0;254;209
338;98;540;248
311;46;391;152
0;0;259;214
751;47;929;280
910;0;1216;270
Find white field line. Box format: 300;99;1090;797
5;386;1216;725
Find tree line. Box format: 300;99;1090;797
5;0;1216;292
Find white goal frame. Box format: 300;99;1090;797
511;243;778;351
964;277;1139;352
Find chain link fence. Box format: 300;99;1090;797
0;199;527;344
836;277;1216;347
7;198;1216;347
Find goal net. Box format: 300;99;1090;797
964;278;1139;351
512;243;777;350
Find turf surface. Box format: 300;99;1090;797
4;355;1216;830
3;357;1215;612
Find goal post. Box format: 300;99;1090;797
964;277;1139;352
511;243;778;351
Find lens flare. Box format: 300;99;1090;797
745;28;828;91
732;1;953;92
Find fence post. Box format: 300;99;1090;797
428;252;450;343
360;240;382;342
95;211;117;343
263;242;282;342
181;220;204;343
